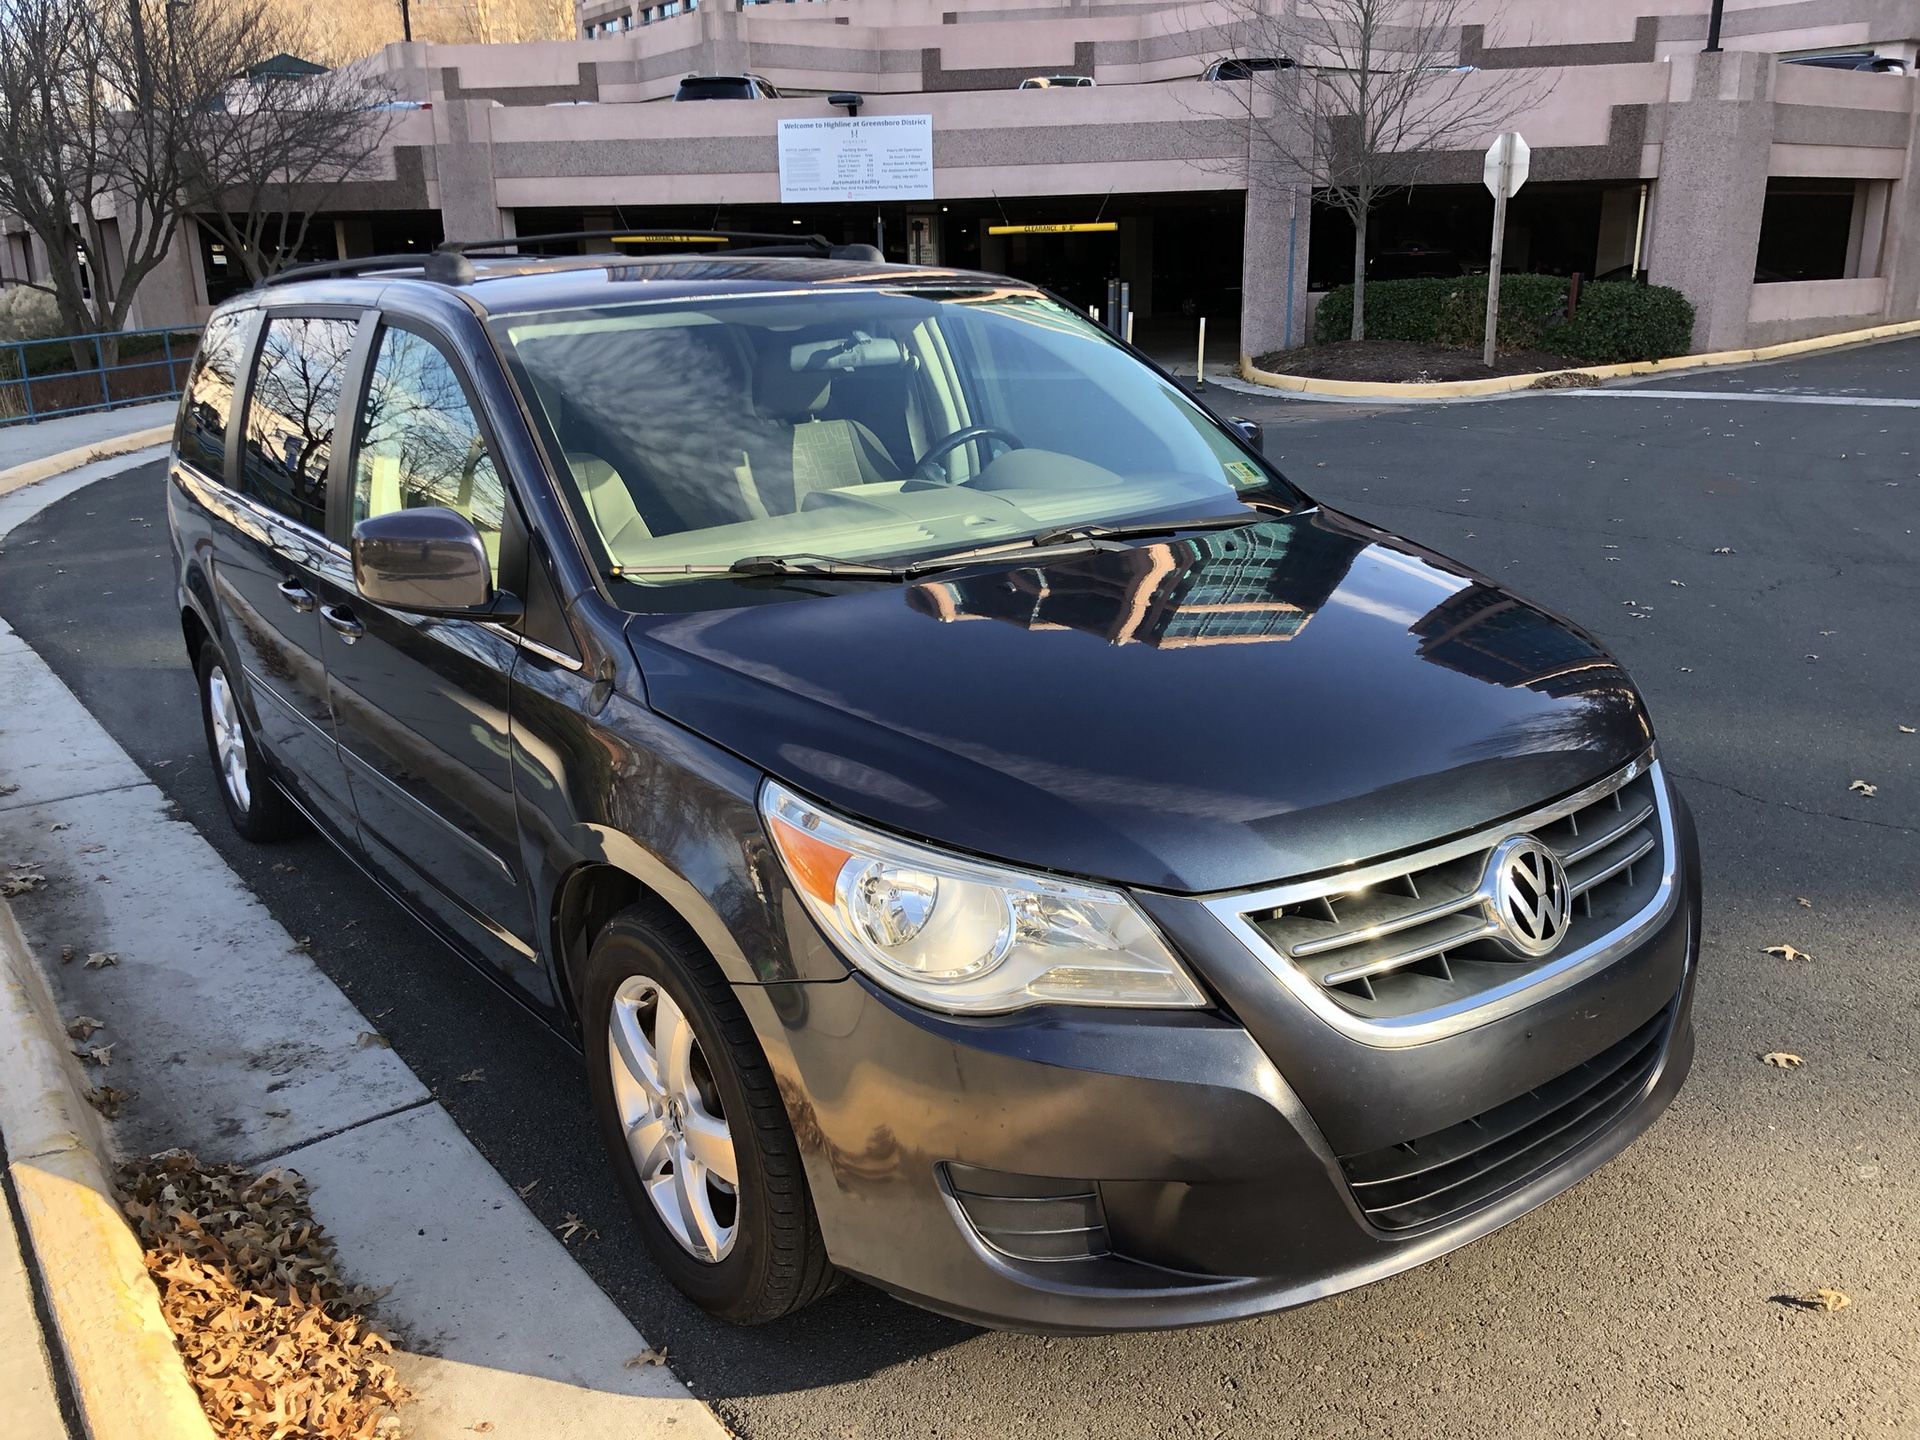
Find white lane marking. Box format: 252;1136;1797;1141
1565;389;1920;407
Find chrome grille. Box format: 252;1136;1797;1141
1209;755;1674;1037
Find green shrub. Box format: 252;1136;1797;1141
1549;281;1694;363
1312;274;1566;349
1311;275;1695;363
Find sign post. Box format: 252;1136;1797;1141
1481;131;1530;369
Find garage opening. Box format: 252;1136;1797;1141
512;191;1244;345
1755;178;1882;282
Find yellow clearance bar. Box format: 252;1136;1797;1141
612;234;731;244
986;222;1120;236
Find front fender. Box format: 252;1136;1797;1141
509;670;853;1004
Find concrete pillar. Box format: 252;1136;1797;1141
701;6;749;77
1882;105;1920;322
1240;174;1311;360
127;219;209;329
1239;85;1311;360
1645;51;1775;352
431;101;509;244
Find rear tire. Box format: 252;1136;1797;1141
584;901;838;1324
194;639;299;842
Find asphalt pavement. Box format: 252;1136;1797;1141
0;337;1914;1438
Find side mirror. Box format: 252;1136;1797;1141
1231;417;1265;452
352;507;519;620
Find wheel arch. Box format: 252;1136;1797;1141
547;828;774;1032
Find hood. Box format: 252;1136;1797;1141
624;511;1653;893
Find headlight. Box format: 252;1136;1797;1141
760;780;1208;1015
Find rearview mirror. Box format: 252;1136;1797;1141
1231;417;1265;452
352;507;518;620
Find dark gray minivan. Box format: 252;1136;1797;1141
168;236;1700;1331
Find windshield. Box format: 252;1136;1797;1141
493;287;1300;597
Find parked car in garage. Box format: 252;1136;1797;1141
1199;56;1295;80
1018;74;1096;88
168;233;1700;1332
1782;50;1907;74
674;73;783;100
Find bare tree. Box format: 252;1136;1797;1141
175;18;398;283
268;0;575;62
1212;0;1549;341
0;0;396;344
0;0;188;344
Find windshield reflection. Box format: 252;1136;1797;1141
905;521;1367;648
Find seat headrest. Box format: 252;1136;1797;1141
754;352;832;421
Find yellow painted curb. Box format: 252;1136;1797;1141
0;425;173;500
0;904;217;1440
1238;316;1920;399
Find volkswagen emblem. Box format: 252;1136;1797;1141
1487;836;1572;957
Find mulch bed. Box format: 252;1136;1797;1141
119;1151;409;1440
1256;339;1584;384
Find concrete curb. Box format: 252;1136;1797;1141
0;425;174;500
0;902;217;1440
1237;315;1920;400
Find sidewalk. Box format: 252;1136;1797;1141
0;402;177;495
0;439;732;1438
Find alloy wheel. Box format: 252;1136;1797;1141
206;666;251;813
607;975;740;1262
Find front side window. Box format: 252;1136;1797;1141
494;288;1297;605
241;315;356;530
351;327;505;580
178;310;244;480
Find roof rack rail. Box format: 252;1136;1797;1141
260;249;492;287
257;230;888;291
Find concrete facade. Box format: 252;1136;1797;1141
2;0;1917;359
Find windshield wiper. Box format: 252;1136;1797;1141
613;553;914;581
1027;512;1260;547
614;540;1114;584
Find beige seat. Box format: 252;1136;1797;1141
568;452;654;553
749;356;899;513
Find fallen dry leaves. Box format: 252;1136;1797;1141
2;867;47;897
1848;780;1878;798
119;1150;408;1440
86;1084;133;1117
83;950;119;969
1776;1288;1852;1314
1761;943;1811;962
1760;1052;1805;1069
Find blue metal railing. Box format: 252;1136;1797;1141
0;324;203;428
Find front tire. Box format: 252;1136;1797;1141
584;902;837;1324
195;640;298;842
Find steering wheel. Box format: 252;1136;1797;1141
913;424;1024;483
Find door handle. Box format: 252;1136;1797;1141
320;603;365;644
276;578;317;613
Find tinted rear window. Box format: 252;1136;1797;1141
676;77;753;100
241;315;357;532
177;312;245;480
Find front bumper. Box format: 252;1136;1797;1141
739;788;1702;1333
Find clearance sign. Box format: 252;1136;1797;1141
986;222;1119;235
